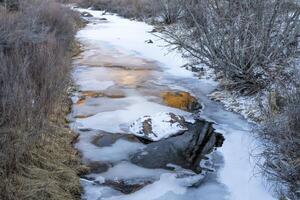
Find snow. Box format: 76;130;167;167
71;7;276;200
209;90;266;122
129;112;188;141
217;127;274;200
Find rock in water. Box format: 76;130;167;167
81;11;93;17
130;119;224;173
161;91;201;112
145;39;153;44
129;112;188;142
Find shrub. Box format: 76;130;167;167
158;0;183;24
79;0;182;23
257;88;300;199
163;0;300;95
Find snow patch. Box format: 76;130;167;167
129;112;188;141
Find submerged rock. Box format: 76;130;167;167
130;118;224;173
92;131;140;147
87;161;111;173
103;179;152;194
129;112;188;142
161;91;201;112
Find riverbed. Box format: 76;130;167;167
70;8;275;200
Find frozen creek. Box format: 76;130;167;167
70;8;276;200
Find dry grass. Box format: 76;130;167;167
0;1;87;199
79;0;155;19
0;94;88;200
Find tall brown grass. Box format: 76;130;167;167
0;0;85;199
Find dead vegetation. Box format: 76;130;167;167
162;0;300;95
78;0;183;24
256;88;300;200
0;0;86;199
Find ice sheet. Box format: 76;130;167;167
72;7;276;200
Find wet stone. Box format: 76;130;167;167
81;11;93;17
87;161;112;173
130;119;224;173
92;132;140;147
102;179;152;194
78;128;93;132
74;114;94;119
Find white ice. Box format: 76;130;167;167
73;66;115;91
103;174;187;200
76;137;145;163
97;161;170;181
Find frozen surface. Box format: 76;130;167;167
76;136;145;163
75;8;194;79
103;174;187;200
81;179;122;200
74;66;115;91
75;96;190;133
71;7;276;200
98;161;170;181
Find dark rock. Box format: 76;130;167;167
92;131;140;147
87;161;111;173
78;127;92;132
103;179;152;194
149;27;165;33
99;18;108;21
130;119;224;173
81;11;93;17
145;39;153;44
